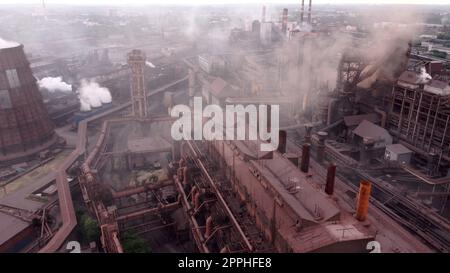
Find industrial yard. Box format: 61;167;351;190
0;0;450;254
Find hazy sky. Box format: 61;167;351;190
0;0;450;5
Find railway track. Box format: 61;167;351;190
287;130;450;252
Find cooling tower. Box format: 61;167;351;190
0;43;56;161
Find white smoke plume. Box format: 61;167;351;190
77;80;112;112
145;61;156;68
419;67;432;83
38;77;72;93
0;38;19;49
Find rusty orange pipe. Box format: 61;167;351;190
205;215;214;238
356;180;372;221
189;185;198;200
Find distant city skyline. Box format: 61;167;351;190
0;0;450;6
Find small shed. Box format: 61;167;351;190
385;144;413;164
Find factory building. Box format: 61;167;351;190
385;144;413;164
388;70;450;175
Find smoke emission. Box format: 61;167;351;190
146;61;156;68
0;38;19;49
38;77;72;93
419;67;432;83
77;80;112;112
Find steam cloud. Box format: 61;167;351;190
146;61;156;68
77;80;112;112
0;38;19;49
38;77;72;93
275;5;424;115
419;67;432;83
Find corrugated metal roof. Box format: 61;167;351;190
398;71;421;85
426;80;448;89
386;144;412;155
353;120;391;141
344;113;379;127
0;212;29;246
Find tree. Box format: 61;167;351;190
121;232;151;253
80;214;100;243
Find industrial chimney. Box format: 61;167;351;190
0;43;56;161
300;143;310;173
307;0;312;24
262;6;266;23
325;164;336;195
278;130;287;154
356;181;372;221
282;8;288;33
300;0;305;24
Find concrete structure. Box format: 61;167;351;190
385;144;413;164
389;70;450;171
0;43;56;161
201;137;375;252
127;49;148;118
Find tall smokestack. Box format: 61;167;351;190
316;131;328;163
262;6;266;23
304;124;313;144
300;143;310;173
300;0;305;24
325;164;336;195
356;181;372;221
282;8;288;33
307;0;312;24
278;130;287;154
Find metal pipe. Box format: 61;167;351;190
194;191;201;210
411;92;423;140
112;179;172;199
205;215;214;238
112;232;124;253
116;202;180;222
356;181;372;221
183;166;189;184
185;140;253;252
174;175;209;253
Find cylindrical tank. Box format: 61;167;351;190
0;43;56;161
